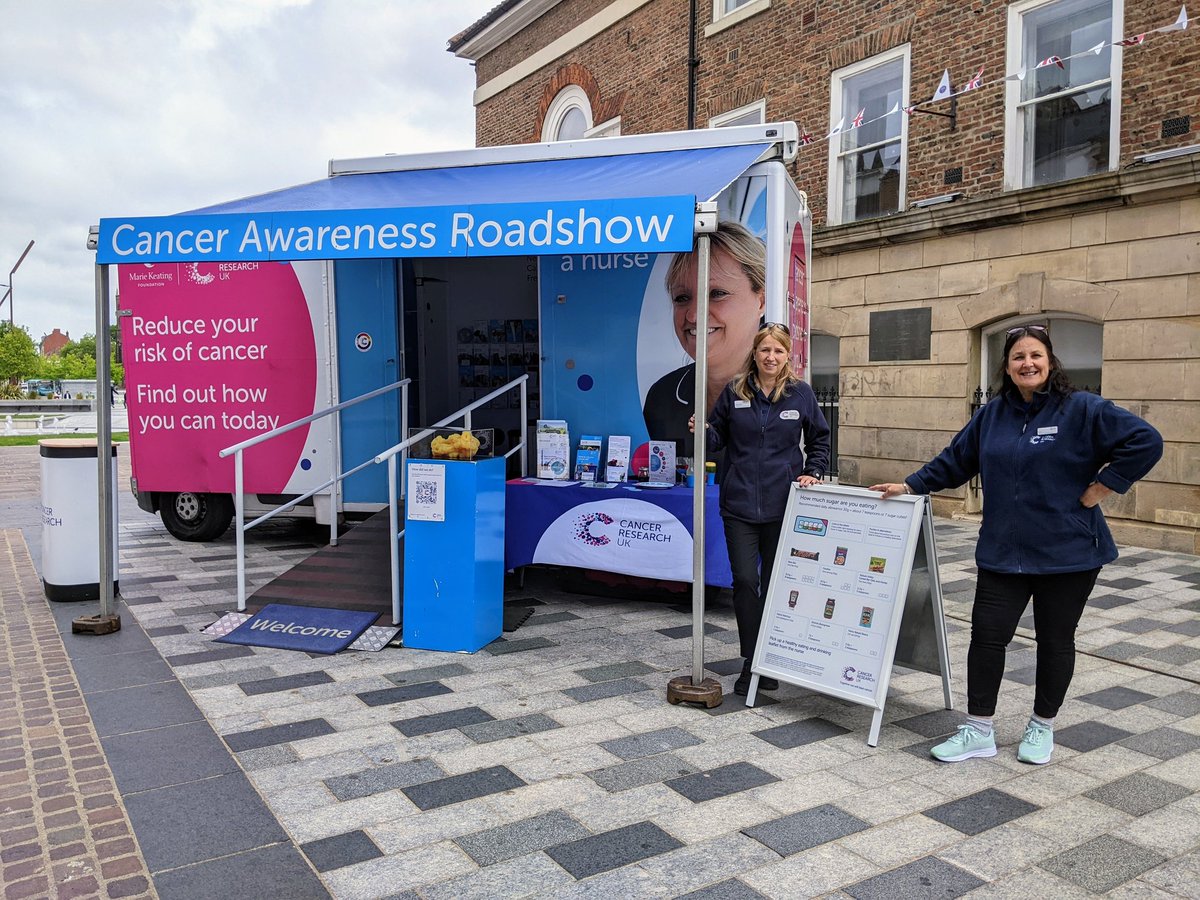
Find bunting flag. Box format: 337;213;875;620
962;67;984;91
827;116;845;138
1117;34;1146;46
1157;4;1188;31
885;101;900;116
800;129;814;145
851;108;866;128
930;69;952;103
1036;55;1065;69
1005;69;1027;82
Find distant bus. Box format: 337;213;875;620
24;379;57;397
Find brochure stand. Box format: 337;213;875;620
745;484;952;746
403;455;506;651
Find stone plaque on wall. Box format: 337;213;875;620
869;308;932;361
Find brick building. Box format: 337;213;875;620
450;0;1200;553
40;327;70;356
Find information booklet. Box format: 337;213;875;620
605;435;631;482
647;440;677;484
536;419;570;480
575;435;602;482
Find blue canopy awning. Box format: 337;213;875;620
96;143;771;264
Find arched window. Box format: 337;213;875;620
982;315;1103;396
542;85;593;142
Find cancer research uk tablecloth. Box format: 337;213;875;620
504;480;732;587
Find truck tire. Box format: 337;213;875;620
160;492;234;542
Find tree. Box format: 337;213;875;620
0;322;39;384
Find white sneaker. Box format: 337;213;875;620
930;723;997;762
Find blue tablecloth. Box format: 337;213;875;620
505;480;732;587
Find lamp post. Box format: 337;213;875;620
0;240;36;326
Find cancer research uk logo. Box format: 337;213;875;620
534;499;695;581
573;512;614;546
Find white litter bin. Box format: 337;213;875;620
39;439;119;601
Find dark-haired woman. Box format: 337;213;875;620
871;325;1162;765
692;323;831;695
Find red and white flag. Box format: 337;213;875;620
931;69;952;103
1036;55;1065;69
851;108;866;128
800;129;814;145
962;67;984;91
1117;33;1146;46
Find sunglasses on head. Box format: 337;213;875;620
1006;324;1048;337
759;322;790;335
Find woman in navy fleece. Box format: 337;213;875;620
871;325;1162;765
692;323;831;696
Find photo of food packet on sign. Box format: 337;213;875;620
824;598;836;619
860;607;874;627
834;546;848;566
788;590;799;609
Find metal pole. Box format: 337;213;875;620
520;380;528;477
691;234;711;685
388;455;401;625
95;265;115;619
330;408;341;547
235;451;246;611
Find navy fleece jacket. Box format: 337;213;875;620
907;389;1163;575
706;378;831;523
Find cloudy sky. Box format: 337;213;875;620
0;0;498;345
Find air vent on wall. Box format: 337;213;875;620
943;167;963;185
1162;116;1191;138
727;47;739;62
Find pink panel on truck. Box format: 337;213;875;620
119;261;317;493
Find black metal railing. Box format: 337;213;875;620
815;387;839;479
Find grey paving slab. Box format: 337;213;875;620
1004;664;1038;685
124;771;289;871
1039;834;1166;893
101;720;240;793
324;759;445;802
1083;771;1191;816
225;718;337;752
665;762;779;803
742;803;869;856
1145;690;1200;717
922;788;1040;836
844;856;984;899
752;717;851;749
1095;641;1153;661
544;820;683;880
600;726;703;760
460;712;561;744
165;645;258;666
574;660;658;682
144;624;188;636
705;657;744;676
658;622;725;639
1075;685;1156;709
384;663;473;685
239;670;335;695
893;708;964;738
1165;618;1200;636
152;843;330;900
1112;617;1169;634
70;648;175;692
1142;644;1200;666
356;681;454;706
1088;593;1139;610
1054;720;1134;752
677;879;768;900
402;765;527;811
483;636;558;655
527;610;582;625
562;676;652;703
300;830;383;873
454;810;590;866
392;705;496;737
587;753;699;792
87;680;204;740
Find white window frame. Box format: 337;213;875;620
541;84;593;142
709;100;766;129
1003;0;1124;190
826;45;910;227
586;116;621;138
706;0;770;37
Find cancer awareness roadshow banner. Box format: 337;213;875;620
119;261;327;493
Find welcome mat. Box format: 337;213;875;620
204;612;401;652
213;604;381;655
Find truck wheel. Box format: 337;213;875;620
160;492;234;542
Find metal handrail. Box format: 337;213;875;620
374;374;528;626
218;379;411;611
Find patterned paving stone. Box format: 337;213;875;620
1083;771;1191;816
384;663;472;684
666;762;780;803
402;765;527;811
1004;664;1038;685
483;636;558;655
677;879;768;900
454;810;590;866
600;726;703;760
224;718;336;753
752;717;851;749
324;759;445;802
527;610;581;625
239;670;335;696
844;856;984;899
1117;726;1200;761
544;821;682;880
356;681;454;707
165;645;257;666
1075;685;1156;709
742;803;869;856
391;706;496;737
1088;593;1138;610
1145;691;1200;717
460;713;561;744
1039;834;1166;893
299;830;382;872
587;753;699;792
705;657;744;676
922;788;1039;836
1164;619;1200;636
893;708;964;739
1054;720;1135;752
574;661;657;682
1095;641;1153;661
562;677;652;703
1142;644;1200;666
658;622;725;639
1099;576;1153;590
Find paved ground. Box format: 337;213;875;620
2;442;1199;899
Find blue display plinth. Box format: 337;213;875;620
403;455;505;651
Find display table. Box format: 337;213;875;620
504;479;732;587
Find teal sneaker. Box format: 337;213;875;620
1017;719;1054;765
930;724;997;762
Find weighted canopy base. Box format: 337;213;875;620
666;675;723;708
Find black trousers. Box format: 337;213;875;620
722;516;783;659
967;567;1100;719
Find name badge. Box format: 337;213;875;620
734;400;751;409
1037;426;1058;435
779;410;799;420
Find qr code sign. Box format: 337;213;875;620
415;480;438;506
